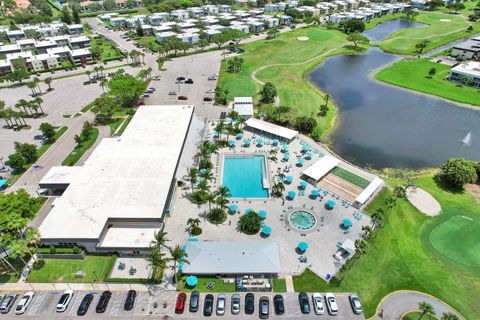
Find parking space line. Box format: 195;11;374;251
27;291;47;316
109;291;124;317
67;290;84;316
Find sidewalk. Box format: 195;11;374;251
0;282;174;292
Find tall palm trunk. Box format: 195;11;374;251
0;257;19;275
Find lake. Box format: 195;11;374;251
308;19;480;168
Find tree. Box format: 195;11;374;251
214;86;230;105
346;33;369;49
441;312;459;320
295;116;317;134
207;207;227;224
6;153;25;172
60;6;72;25
211;33;229;49
104;0;117;10
169;245;189;284
418;301;435;320
197;39;209;51
428;67;436;78
447;2;465;13
148;247;165;282
339;18;365;34
91;95;117;123
426;0;444;10
44;77;53;91
187;218;202;236
136;24;144;37
25;228;41;258
238;212;262;235
361;225;373;240
393;185;406;199
267;27;280;39
187;167;198;190
440;158;477;188
354;239;367;258
39;123;56;143
72;5;81;24
86;70;92;82
259;82;277;104
108;73;147;108
415;40;430;54
271;181;285;198
405;10;419;22
7;58;30;83
14;142;38;163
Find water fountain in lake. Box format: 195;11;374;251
462;132;472;146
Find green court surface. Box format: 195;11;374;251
331;166;370;188
429;215;480;267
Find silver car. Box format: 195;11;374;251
0;293;17;314
312;293;325;315
216;293;226;316
349;294;363;314
231;294;240;315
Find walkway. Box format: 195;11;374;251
371;290;465;320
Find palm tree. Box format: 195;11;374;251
99;78;108;93
215;186;230;210
393;185;406;199
26;81;37;96
15;99;30;116
169;245;189;284
26;228;41;259
99;66;105;77
206;191;216;213
33;77;42;94
199;169;214;184
214;121;225;140
186;218;201;234
34;97;44;114
148;248;165;282
150;230;169;252
418;301;435;320
441;312;459;320
361;225;373;240
45;77;53;91
187;167;198;190
147;67;152;79
371;208;385;228
354;239;367;258
323;93;330;107
86;70;92;81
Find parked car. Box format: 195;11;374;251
189;291;199;313
15;292;34;315
175;292;187;314
203;96;213;102
259;296;269;319
56;290;74;312
203;294;214;317
208;76;217;80
169;91;177;95
178;96;188;100
96;291;112;313
325;293;339;316
349;294;362;315
176;76;185;81
245;293;255;315
0;293;17;314
273;294;284;315
312;293;325;315
77;294;94;316
124;290;136;311
0;294;5;306
142;94;149;98
216;293;226;316
185;79;194;84
205;89;215;93
231;293;240;315
148;87;156;91
153;76;160;81
175;79;185;84
298;292;310;314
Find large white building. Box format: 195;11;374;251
38;105;194;254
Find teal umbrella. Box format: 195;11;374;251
297;158;304;166
228;204;238;212
285;175;293;183
243;138;251;146
186;275;198;287
213;131;220;138
310;189;320;197
302;145;309;152
281;145;289;152
306;152;313;159
257;138;264;146
262;225;272;235
287;191;296;199
258;210;267;218
236;133;243;140
199;169;207;174
272;139;279;145
299;181;307;189
229;140;236;147
343;218;353;228
283;153;290;161
326;200;336;208
298;242;309;251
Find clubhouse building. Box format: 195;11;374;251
38;105;194;255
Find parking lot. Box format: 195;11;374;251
0;290;365;319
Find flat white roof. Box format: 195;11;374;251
451;61;480;78
245;118;298;140
234;96;253;103
39;105;194;242
234;103;253;116
183;240;281;274
355;177;384;205
302;155;339;181
98;226;162;248
39;166;80;185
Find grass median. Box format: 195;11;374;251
62;127;99;166
374;58;480;107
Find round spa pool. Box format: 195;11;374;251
289;210;317;231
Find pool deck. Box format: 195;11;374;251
164;123;374;281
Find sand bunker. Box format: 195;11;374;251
406;188;442;216
297;36;309;41
440;19;451;22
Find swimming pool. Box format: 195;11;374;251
289;210;317;231
222;155;269;198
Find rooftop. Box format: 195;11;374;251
245;118;298;141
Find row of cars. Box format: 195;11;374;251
174;291;363;318
0;290;137;316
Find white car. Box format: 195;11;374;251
205;89;215;93
56;290;74;312
325;293;338;316
169;91;177;95
216;293;226;316
15;291;35;315
312;293;325;315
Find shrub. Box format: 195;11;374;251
73;246;80;254
191;227;202;236
440;158;477;189
190;191;208;204
207;208;227;224
32;259;45;270
49;245;56;254
238;212;262;235
126;108;136;115
199;158;213;170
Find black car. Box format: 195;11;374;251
96;291;112;313
273;294;285;315
124;290;136;311
203;96;213;101
77;294;94;316
189;291;199;312
203;294;214;317
185;79;194;84
245;293;255;315
298;292;310;314
259;296;269;319
176;76;185;81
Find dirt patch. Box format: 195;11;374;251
465;184;480;204
297;36;309;41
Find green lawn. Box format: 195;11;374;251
136;36;161;52
218;27;357;138
330;166;371;188
375;58;480;106
177;275;236;292
376;12;478;55
90;37;124;62
62;127;99;166
272;278;287;292
27;255;115;283
402;311;438;320
293;176;480;319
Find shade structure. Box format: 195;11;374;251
272;139;279;145
229;140;236;147
326;199;336;208
299;181;307;189
285;175;293;183
287;191;296;199
343;218;353;228
302;145;309;152
243;138;251;146
186;275;198;287
257;138;264;146
281;145;288;152
310;189;320;197
262;225;272;235
258;210;267;219
298;242;309;251
228;204;238;212
244;208;254;214
283;153;290;161
305;152;314;159
236;133;243;140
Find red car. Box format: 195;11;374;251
175;293;187;314
178;96;188;100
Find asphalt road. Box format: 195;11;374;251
0;290;365;319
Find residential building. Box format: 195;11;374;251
451;37;480;60
448;61;480;88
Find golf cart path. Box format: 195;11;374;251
406;188;442;216
370;290;465;320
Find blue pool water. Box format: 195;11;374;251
222;155;269;198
